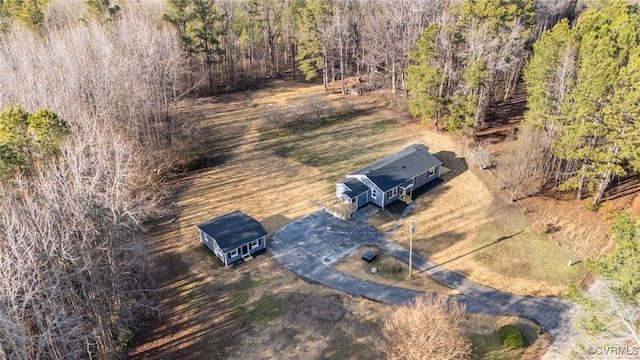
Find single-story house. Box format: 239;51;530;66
196;210;268;266
334;144;442;215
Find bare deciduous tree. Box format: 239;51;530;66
379;294;472;360
0;3;184;358
496;126;552;202
0;3;188;153
0;125;158;358
570;280;640;358
465;140;494;170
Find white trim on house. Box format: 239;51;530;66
333;144;441;218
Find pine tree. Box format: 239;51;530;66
0;105;69;177
0;104;32;167
594;211;640;300
552;0;640;204
295;0;332;88
406;24;446;128
165;0;225;93
405;0;535;134
0;0;46;30
523;19;577;131
86;0;120;21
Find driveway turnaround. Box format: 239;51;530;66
270;209;576;357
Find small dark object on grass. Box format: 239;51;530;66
362;250;378;262
389;263;402;274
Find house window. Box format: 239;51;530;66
250;239;260;249
391;187;398;197
428;167;436;176
228;248;239;258
371;189;377;199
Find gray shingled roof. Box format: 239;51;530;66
196;210;267;252
349;144;441;191
340;178;370;199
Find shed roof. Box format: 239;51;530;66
349;144;441;191
196;210;267;252
340;178;370;199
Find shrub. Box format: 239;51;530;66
498;324;525;349
379;294;473;359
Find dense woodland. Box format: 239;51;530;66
0;0;638;358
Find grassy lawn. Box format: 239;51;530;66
254;86;589;297
380;166;592;297
231;273;284;325
471;333;522;360
333;245;454;294
131;81;600;358
465;315;552;360
473;222;587;289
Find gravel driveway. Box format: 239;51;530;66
269;209;576;358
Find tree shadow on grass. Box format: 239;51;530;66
418;230;524;273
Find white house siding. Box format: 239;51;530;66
350;175;376;189
349;175;384;207
336;183;349;198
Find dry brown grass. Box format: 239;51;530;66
130;81;440;359
521;197;612;259
333;246;455;294
130;79;609;358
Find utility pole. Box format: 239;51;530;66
409;217;415;278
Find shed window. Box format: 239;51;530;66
428;167;436;176
371;189;377;199
228;248;239;258
391;187;398;197
250;239;260;249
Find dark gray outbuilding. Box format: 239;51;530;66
196;210;268;266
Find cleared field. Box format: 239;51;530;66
130;80;599;358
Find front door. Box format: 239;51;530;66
242;244;249;255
